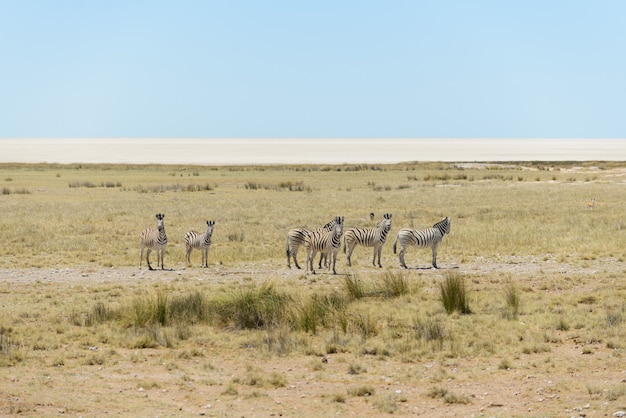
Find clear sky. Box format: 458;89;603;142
1;1;625;138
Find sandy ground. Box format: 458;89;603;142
2;138;626;165
1;258;626;417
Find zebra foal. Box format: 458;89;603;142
304;216;344;274
139;213;168;270
393;217;451;269
344;213;392;267
286;218;337;269
184;220;216;268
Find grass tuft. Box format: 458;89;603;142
439;272;471;315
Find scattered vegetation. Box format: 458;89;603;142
244;180;311;192
69;181;122;188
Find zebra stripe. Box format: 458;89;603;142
304;216;344;274
184;220;216;268
286;218;338;269
139;213;168;270
392;217;451;269
344;213;392;268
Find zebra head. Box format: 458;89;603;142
381;213;392;231
433;217;451;235
376;213;393;231
334;216;344;236
206;220;216;234
155;213;165;229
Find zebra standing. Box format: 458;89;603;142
184;220;216;268
344;213;392;268
139;213;168;270
393;217;451;269
304;216;344;274
286;218;338;269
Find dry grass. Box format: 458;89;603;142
0;161;625;416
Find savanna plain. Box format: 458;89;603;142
1;161;625;417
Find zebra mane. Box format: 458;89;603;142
433;217;451;235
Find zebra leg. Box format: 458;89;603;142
157;246;167;270
374;246;383;268
185;246;192;265
398;246;408;269
286;238;293;268
345;243;354;267
293;247;302;269
159;248;165;270
318;252;326;269
431;247;439;269
146;248;153;270
140;244;144;269
331;250;338;274
308;249;317;274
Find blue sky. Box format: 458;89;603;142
1;1;625;138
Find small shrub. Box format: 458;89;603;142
352;311;378;339
227;231;245;242
379;271;409;298
427;386;471;404
439;273;471;315
348;385;375;397
343;275;365;299
414;317;446;349
210;284;291;330
605;310;624;327
502;282;521;320
347;363;367;375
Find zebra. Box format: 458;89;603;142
184;220;216;268
286;218;338;269
304;216;344;274
344;213;392;268
139;213;168;270
393;217;451;269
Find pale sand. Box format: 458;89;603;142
1;138;625;164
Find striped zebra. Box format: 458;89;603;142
139;213;168;270
286;218;338;269
304;216;344;274
393;217;451;269
184;220;216;268
344;213;392;268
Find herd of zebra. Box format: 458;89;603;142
139;212;451;273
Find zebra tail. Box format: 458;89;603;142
343;236;346;254
286;236;290;257
392;235;398;254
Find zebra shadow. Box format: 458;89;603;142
402;265;459;271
